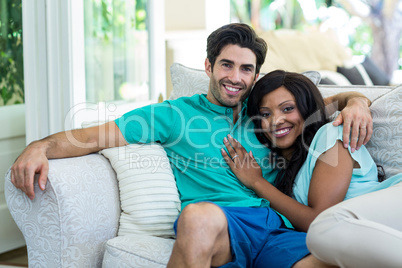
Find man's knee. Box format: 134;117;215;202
170;203;232;267
177;202;227;237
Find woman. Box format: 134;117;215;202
221;70;402;267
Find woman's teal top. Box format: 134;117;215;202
293;123;402;205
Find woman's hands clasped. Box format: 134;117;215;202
221;135;265;189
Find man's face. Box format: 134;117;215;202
205;44;259;108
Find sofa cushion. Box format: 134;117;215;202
103;235;174;268
318;70;352;86
319;77;337;85
337;64;373;85
362;56;390;86
258;30;350;73
169;63;210;100
100;144;181;238
365;84;402;178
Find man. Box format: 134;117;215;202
12;23;372;267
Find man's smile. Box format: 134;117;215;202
223;84;242;96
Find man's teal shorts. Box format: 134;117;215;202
174;204;309;268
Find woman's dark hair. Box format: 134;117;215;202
248;70;386;196
247;70;328;197
377;165;386;182
206;23;267;75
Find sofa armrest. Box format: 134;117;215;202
5;154;120;267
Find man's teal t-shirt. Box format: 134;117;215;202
115;94;278;210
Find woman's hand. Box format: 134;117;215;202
221;134;264;189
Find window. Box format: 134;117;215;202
0;0;24;106
84;0;150;103
23;0;165;142
75;0;166;129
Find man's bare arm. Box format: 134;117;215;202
11;121;128;200
323;92;372;152
324;91;371;112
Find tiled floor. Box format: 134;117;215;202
0;247;28;267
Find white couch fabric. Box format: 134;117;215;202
5;154;120;267
103;235;174;268
5;63;401;267
366;85;402;178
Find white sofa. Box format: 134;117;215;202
5;63;402;267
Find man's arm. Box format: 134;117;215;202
11;121;128;200
323;92;372;152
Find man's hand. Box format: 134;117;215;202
332;97;372;152
9;122;127;200
11;142;49;200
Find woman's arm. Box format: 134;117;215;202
222;136;354;232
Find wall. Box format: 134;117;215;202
164;0;230;98
0;104;26;253
165;0;206;31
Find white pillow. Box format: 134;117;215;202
100;143;181;238
169;63;210;100
355;63;374;86
365;84;402;178
169;63;321;100
318;70;352;86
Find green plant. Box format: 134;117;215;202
0;0;24;106
89;0;147;42
230;0;318;31
349;22;373;56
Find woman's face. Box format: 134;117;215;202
259;86;304;158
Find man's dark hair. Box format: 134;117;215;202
206;23;268;74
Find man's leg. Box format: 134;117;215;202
293;255;338;268
167;202;231;268
253;207;322;268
